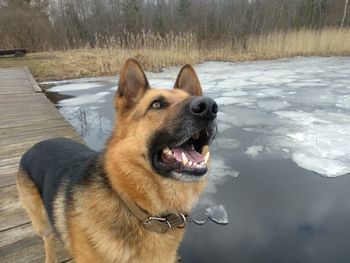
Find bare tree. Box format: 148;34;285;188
341;0;349;27
0;0;349;51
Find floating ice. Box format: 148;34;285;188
218;109;277;127
336;95;350;109
215;97;242;106
256;88;284;97
59;92;110;106
206;205;229;225
257;100;291;111
245;145;264;159
149;78;174;88
274;111;330;126
222;90;248;97
49;82;103;92
292;153;350;177
266;108;350;177
190;205;229;225
190;208;208;225
287;133;305;142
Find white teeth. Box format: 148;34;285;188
163;147;173;156
204;152;210;164
191;144;194;150
182;152;188;165
163;147;170;153
188;161;193;167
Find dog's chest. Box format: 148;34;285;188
69;183;184;262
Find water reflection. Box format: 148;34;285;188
59;106;113;150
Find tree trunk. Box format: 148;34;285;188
341;0;349;28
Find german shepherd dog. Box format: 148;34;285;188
17;59;218;263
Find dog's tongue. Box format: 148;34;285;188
172;145;204;163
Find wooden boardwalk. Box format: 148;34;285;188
0;68;83;262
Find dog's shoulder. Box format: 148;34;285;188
20;138;97;187
20;138;101;223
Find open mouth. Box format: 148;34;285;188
153;128;212;177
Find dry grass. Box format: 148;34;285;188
0;28;349;81
205;28;350;60
251;28;350;56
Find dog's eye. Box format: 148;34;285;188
151;100;161;109
150;98;167;110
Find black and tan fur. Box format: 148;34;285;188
17;58;217;263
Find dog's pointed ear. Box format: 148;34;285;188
174;65;202;96
116;58;150;111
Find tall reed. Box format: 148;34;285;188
1;28;349;81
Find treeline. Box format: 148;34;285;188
0;0;349;51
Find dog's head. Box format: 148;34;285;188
109;58;217;182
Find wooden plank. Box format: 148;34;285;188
0;132;82;168
0;68;83;262
0;113;66;128
0;126;80;144
0;104;61;115
0;156;20;168
0;95;50;105
0;72;27;78
0;89;36;95
0;214;71;262
0;133;82;165
0;111;64;125
0;82;30;88
0;235;71;263
0;171;17;188
0;136;81;159
0;117;74;131
0;108;61;122
0;167;19;188
0;185;29;231
0;133;82;157
0;77;29;82
24;67;41;93
0;163;18;174
0;127;75;141
0;223;34;248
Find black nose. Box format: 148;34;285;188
190;97;218;120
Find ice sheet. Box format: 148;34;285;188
58;92;111;106
48;57;350;178
272;117;350;177
49;83;103;92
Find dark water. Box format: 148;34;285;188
44;58;350;263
